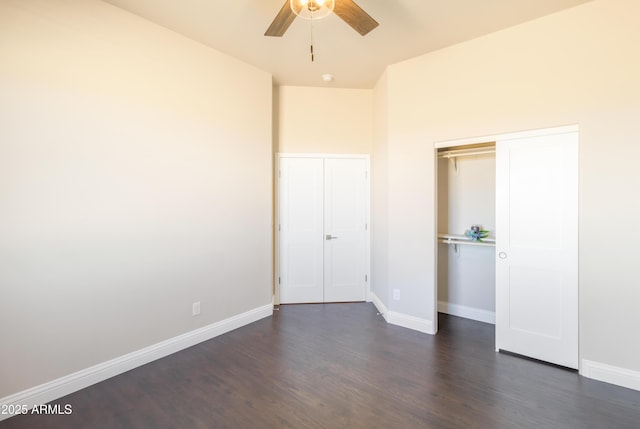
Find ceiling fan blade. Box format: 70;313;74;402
265;1;297;37
333;0;379;36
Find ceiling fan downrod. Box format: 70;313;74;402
310;17;315;62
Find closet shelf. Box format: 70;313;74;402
437;147;495;159
438;233;496;247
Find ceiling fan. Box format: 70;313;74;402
265;0;379;37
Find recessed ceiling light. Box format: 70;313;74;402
322;73;334;83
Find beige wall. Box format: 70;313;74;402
276;86;373;154
371;72;390;303
373;0;640;372
0;0;273;397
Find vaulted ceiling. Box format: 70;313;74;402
102;0;592;88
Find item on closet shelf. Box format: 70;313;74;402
466;225;489;242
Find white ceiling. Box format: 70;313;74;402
101;0;592;89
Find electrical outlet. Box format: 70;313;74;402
192;301;201;316
393;289;400;301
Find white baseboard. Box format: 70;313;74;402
386;310;435;335
370;292;435;335
438;301;495;325
369;290;385;313
0;303;273;421
581;359;640;392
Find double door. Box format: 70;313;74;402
278;156;369;304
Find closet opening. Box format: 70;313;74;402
436;142;497;330
433;125;579;368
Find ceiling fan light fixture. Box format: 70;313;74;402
290;0;335;20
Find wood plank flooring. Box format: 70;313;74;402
2;303;639;428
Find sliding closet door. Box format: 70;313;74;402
496;131;578;369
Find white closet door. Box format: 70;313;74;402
279;156;368;304
323;158;367;302
496;132;579;368
279;158;324;303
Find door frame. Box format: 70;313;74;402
433;124;579;356
275;153;371;305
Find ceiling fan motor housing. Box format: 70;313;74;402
265;0;379;38
291;0;335;20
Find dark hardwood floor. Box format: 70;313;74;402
2;303;639;428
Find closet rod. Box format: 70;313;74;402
438;148;495;159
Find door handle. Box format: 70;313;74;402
326;235;339;240
498;252;507;259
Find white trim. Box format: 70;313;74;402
386;311;435;335
277;153;370;159
0;304;273;421
370;292;435;335
438;301;495;325
581;360;640;392
370;291;386;316
434;124;579;149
